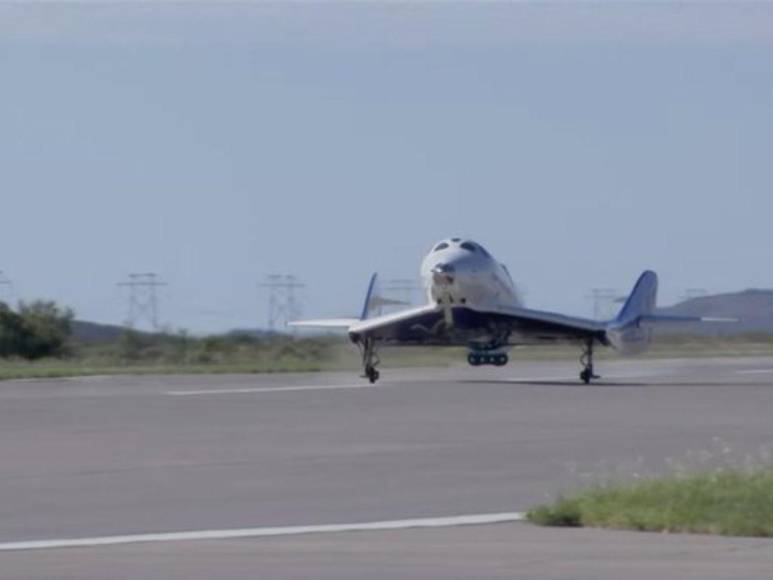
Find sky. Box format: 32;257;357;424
1;2;772;332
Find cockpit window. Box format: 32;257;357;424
434;242;449;252
460;241;477;252
451;237;461;242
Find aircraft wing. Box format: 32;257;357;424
492;305;607;336
348;304;443;335
288;318;360;329
345;303;606;345
288;305;441;334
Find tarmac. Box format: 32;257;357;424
1;356;772;578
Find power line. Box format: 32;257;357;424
681;288;708;303
117;273;167;330
585;288;622;320
0;271;12;304
260;274;305;332
383;278;422;306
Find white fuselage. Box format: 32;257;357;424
419;239;523;311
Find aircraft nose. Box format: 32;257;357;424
431;263;455;287
432;263;455;274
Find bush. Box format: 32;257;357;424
0;300;74;359
116;329;145;362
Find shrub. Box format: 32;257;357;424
0;301;73;359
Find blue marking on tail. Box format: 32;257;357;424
360;273;379;320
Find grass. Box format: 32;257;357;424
0;342;464;381
0;333;772;382
527;467;773;537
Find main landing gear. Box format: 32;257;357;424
358;336;380;384
580;338;600;384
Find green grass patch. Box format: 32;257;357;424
527;468;773;537
0;341;465;381
1;333;773;382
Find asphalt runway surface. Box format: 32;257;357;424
1;357;773;578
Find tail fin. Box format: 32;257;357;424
607;270;737;354
360;273;379;320
615;271;658;324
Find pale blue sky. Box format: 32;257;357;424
1;2;772;331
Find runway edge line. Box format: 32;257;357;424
0;512;525;552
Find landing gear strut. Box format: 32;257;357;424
580;338;600;384
359;336;380;384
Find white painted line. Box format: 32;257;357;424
736;369;773;375
166;384;370;396
0;512;525;552
506;370;662;383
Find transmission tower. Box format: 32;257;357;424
681;288;708;303
586;288;622;320
0;271;12;304
117;273;166;330
384;278;422;306
261;274;305;332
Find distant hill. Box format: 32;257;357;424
656;289;773;335
71;320;128;343
226;328;275;338
70;321;279;343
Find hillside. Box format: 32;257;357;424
71;320;128;343
657;289;773;335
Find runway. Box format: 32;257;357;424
1;357;773;578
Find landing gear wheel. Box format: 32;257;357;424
580;368;592;384
366;366;380;384
467;350;508;367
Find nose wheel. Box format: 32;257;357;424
580;338;600;384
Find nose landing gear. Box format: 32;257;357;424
580;338;600;384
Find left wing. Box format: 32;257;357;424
493;305;606;336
